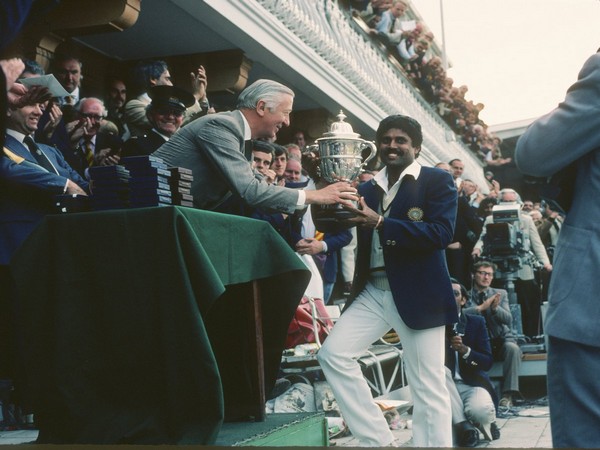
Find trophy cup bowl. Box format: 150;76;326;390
308;111;376;232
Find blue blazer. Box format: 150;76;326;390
515;52;600;347
446;313;498;410
349;166;458;330
0;134;89;264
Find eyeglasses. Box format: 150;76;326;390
80;113;104;121
475;271;494;277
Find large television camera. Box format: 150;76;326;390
482;203;528;280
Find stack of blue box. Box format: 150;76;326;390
89;165;131;210
121;155;173;207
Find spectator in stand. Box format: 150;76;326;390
449;158;464;189
124;60;210;137
104;76;129;140
446;280;499;447
405;38;430;82
464;261;521;410
462;179;486;209
65;97;122;177
284;157;303;184
250;139;277;185
436;163;481;287
122;85;194;158
291;130;308;150
370;0;408;49
354;0;390;29
49;53;92;122
19;59;44;78
484;146;511;167
521;199;534;213
18;60;64;145
397;23;424;66
270;144;288;186
285;143;309;181
1;90;89;266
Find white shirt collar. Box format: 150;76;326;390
6;129;28;144
373;160;421;193
152;128;170;141
237;110;252;141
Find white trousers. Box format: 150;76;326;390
317;282;452;447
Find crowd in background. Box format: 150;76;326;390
348;0;511;169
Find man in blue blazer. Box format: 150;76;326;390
152;79;356;215
1;95;88;392
1;98;89;266
515;50;600;448
446;280;498;446
317;115;458;447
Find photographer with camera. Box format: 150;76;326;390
471;188;552;338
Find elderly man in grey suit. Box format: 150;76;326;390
152;79;355;214
515;50;600;448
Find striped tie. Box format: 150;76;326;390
84;140;94;166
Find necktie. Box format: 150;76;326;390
23;136;57;173
478;291;487;305
84;140;94;167
244;140;253;162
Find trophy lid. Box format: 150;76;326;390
320;110;361;139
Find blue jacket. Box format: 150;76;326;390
1;134;89;264
446;313;498;410
349;166;458;330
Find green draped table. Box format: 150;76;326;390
9;206;310;445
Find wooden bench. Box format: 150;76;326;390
488;352;547;378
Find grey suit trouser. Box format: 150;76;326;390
548;336;600;448
502;340;521;393
493;339;521;394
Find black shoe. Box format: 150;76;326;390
267;378;291;400
490;421;500;440
455;421;479;447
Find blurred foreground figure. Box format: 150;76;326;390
515;50;600;449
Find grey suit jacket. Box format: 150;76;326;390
152;110;299;214
515;52;600;347
464;287;513;340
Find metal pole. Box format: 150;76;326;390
439;0;448;71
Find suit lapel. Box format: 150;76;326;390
4;134;38;164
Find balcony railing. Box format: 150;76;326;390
255;0;484;179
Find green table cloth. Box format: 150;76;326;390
10;206;310;444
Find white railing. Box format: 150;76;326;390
256;0;484;178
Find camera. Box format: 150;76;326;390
482;203;527;280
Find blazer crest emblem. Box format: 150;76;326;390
407;207;424;221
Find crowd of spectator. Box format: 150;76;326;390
349;0;510;168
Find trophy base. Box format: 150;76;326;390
311;204;357;233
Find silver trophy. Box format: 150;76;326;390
307;111;377;231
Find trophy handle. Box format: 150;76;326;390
360;141;377;170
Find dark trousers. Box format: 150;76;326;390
514;279;542;337
548;336;600;448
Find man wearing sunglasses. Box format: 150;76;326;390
122;85;194;158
